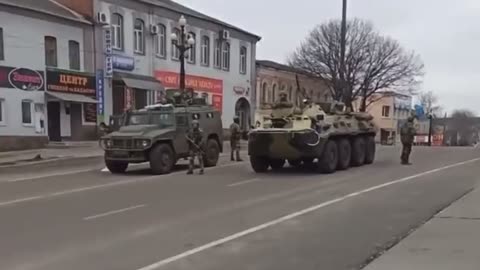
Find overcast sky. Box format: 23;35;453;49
177;0;480;115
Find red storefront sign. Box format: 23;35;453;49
155;71;223;112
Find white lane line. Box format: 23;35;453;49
8;169;98;182
228;178;260;187
0;161;246;208
135;157;480;270
83;204;146;221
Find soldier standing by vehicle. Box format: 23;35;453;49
400;116;416;165
230;116;243;162
186;120;205;175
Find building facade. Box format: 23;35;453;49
255;60;331;125
0;0;96;151
57;0;261;130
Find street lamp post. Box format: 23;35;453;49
171;15;195;95
428;112;434;146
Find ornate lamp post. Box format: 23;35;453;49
170;15;195;94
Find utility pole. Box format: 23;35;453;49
339;0;348;104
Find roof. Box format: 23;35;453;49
0;0;91;24
138;0;261;41
256;60;318;78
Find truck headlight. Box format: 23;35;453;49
135;139;150;148
105;139;113;148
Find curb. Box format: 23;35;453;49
0;154;104;169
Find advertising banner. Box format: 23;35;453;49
0;65;44;91
46;69;96;96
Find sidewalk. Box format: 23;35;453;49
364;187;480;270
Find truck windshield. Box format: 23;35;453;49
127;113;175;128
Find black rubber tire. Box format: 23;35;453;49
337;138;351;170
318;140;338;174
203;139;220;167
288;159;302;167
105;160;128;174
149;143;175;175
364;136;376;164
250;156;269;173
269;159;285;170
351;136;366;167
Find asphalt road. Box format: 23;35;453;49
1;145;479;270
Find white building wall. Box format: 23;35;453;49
0;10;85;137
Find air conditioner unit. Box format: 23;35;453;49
150;24;160;35
220;29;230;40
97;11;109;25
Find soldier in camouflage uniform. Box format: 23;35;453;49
186;120;205;174
229;116;243;162
400;116;416;165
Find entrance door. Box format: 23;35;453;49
234;98;251;131
47;102;61;142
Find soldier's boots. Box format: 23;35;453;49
231;151;243;162
236;151;243;162
187;170;193;175
199;169;204;175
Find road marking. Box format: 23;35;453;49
228;178;260;187
8;169;98;182
0;161;246;208
135;157;480;270
83;204;146;221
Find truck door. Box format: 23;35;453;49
174;113;189;155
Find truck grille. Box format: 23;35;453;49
112;138;134;149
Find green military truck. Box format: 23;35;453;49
99;90;223;175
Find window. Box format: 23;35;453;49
44;36;57;67
187;32;196;64
133;19;145;54
0;27;4;60
261;82;268;103
201;36;210;66
154;24;166;57
214;39;221;68
171;28;180;60
111;13;123;50
0;99;5;124
239;46;247;74
272;84;277;103
222;42;230;70
382;105;391;117
206;112;214;119
288;86;293;102
68;40;80;70
21;100;32;125
192;113;200;120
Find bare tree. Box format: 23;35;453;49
418;90;442;117
288;18;425;111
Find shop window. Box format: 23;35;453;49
68;40;80;70
171;28;180;60
239;46;247;74
187;32;196;64
44;36;57;67
222;41;230;71
214;39;221;68
0;27;4;60
201;36;210;66
155;24;166;58
133;19;145;54
382;105;391;117
111;13;124;50
0;99;5;125
21;100;33;125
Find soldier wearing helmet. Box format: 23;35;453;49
400;115;416;165
229;116;243;162
186;119;205;174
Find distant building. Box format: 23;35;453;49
255;60;331;125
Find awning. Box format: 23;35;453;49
114;72;164;92
46;92;98;103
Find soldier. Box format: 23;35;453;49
229;116;243;162
400;116;416;165
186;119;205;174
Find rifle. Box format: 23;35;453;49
185;134;205;155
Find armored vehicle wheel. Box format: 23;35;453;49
204;139;220;167
149;143;175;175
364;136;376;164
270;159;285;170
351;136;366;167
337;138;351;170
318;140;338;174
105;160;128;174
250;156;269;173
288;159;302;167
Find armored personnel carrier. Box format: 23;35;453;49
100;89;223;175
248;96;377;174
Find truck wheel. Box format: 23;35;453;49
250;156;269;173
105;160;128;174
149;143;175;175
288;159;302;167
204;139;220;167
337;138;351;170
270;159;285;170
318;140;338;173
364;136;376;164
351;136;366;167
